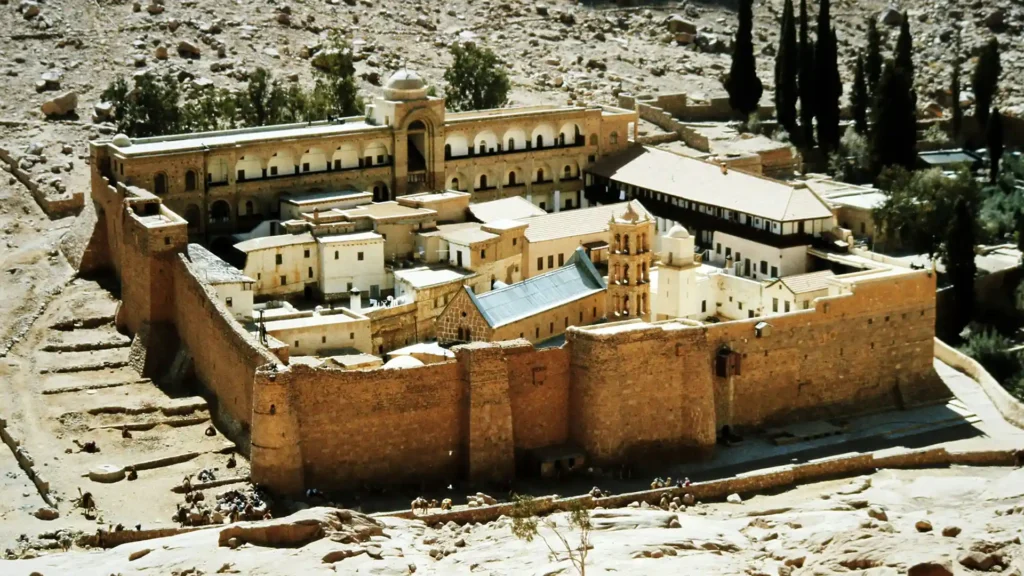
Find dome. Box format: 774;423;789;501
383;355;425;370
383;70;429;101
112;133;132;147
667;224;690;239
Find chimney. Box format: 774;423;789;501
349;287;362;313
720;162;728;175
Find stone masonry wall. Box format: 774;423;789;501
505;343;572;451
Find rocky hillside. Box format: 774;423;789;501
4;466;1024;575
1;0;1022;139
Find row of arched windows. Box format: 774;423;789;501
153;170;199;195
448;164;579;191
612;232;649;255
610;263;649;286
613;293;647;316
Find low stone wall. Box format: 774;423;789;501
0;415;55;507
380;445;1023;526
86;525;214;549
934;338;1024;429
0;146;84;218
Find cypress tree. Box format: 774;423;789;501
865;18;883;96
871;61;917;172
951;50;963;144
894;20;914;79
972;38;1001;136
850;53;869;135
725;0;764;117
797;0;815;145
814;0;841;152
987;109;1004;184
946;196;976;335
774;0;799;134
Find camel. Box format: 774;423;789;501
410;497;429;515
121;426;132;439
440;498;453;511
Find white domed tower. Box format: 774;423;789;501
654;224;703;321
607;203;654;321
367;69;446;196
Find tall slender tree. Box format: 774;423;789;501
894;20;914;78
950;46;963;144
850;53;869;134
945;195;977;335
725;0;764;117
774;0;799;134
797;0;815;145
972;38;1001;136
865;18;883;96
871;61;917;172
814;0;842;152
987;108;1004;184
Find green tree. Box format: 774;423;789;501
946;195;977;335
972;38;1001;135
312;32;362;117
814;0;841;152
950;48;963;144
725;0;764;117
240;68;275;126
443;42;511;112
864;18;883;97
894;20;914;78
987;108;1004;184
774;0;799;134
511;496;592;576
180;86;239;133
960;327;1020;383
797;0;815;145
850;53;869;135
101;73;183;137
874;167;979;258
871;61;917;173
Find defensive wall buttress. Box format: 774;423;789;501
82;176;949;495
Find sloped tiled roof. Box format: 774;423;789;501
778;270;836;294
518;200;651;243
467;248;606;328
586;146;833;222
468;196;547;223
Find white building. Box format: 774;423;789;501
261;307;372;356
186;244;255;321
316;231;387;301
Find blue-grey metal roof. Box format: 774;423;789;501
917;149;982;166
467;248;606;328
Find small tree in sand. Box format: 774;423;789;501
511;496;592;576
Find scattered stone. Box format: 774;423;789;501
21;1;40;19
915;519;932;532
129;548;152;561
942;526;961;538
984;8;1005;31
41;92;78;117
146;2;164;15
726;493;742;504
178;41;201;58
88;464;125;483
908;560;954;576
39;71;61;91
415;15;435;31
867;506;887;521
34;507;59;520
227;537;241;549
879;7;903;26
155;46;168;60
958;551;1003;571
666;14;697;34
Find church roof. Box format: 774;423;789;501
465;248;606;328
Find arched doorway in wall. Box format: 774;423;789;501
209;199;231;224
371;181;390;202
184;204;201;232
407;120;428;173
154;173;168;195
185;170;198;191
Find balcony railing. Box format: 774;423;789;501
207;159;393;190
445;137;587;161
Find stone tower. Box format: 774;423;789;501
653;224;701;321
607;203;654;321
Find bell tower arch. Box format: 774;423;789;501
607;203;654;321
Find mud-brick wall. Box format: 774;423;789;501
706;270;945;429
290;361;466;489
173;255;279;428
567;324;718;466
117;208;188;335
459;344;515;482
505;343;571;451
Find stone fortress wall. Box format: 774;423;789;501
85;165;947;496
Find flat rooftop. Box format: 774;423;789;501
234;232;314;252
103;118;386;157
518;200;651;243
468;196;546;223
398;190;471;203
282;190;373;206
441;226;498;245
339;201;436;222
317;231;384;244
393;265;476;289
263;311;365;331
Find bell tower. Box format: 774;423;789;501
607;202;654;321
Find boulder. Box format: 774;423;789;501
41;92;78;117
415;15;436;31
146;2;164;14
666;14;697;35
879;7;902;26
985;8;1005;31
907;560;954;576
866;506;887;521
40;71;62;91
218;508;383;549
958;551;1002;571
727;493;743;504
177;40;201;58
155;45;168;60
535;4;548;16
941;525;961;537
915;519;933;532
21;1;40;19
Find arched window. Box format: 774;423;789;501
154;173;167;195
184;170;197;192
479;174;488;189
451;177;460;190
508;171;517;186
563;165;571;178
210;200;230;223
614;233;621;252
536;134;544;148
478;142;486;154
610;131;619;145
623;264;631;284
508;137;515;150
559;133;566;146
589;134;598;146
444;144;452;159
245;200;254;215
623;234;630;254
623;294;630;315
536;168;544;182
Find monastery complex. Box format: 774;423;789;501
81;71;950;494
